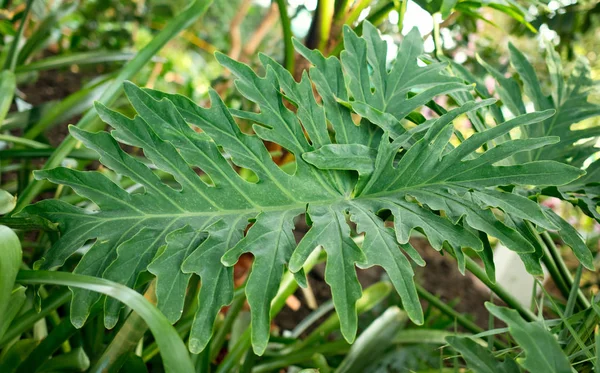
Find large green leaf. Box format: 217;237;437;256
22;22;586;355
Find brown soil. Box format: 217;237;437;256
17;68;87;146
275;237;494;335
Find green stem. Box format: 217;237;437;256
0;288;70;347
37;347;91;372
0;148;100;160
541;231;590;309
565;300;600;356
333;0;350;21
0;216;58;232
143;314;194;362
531;225;572;300
459;253;537;322
24;77;113;140
16;308;99;373
416;284;508;350
275;0;295;73
397;0;407;31
210;289;246;361
288;281;392;353
4;0;35;71
253;341;350;372
15;50;136;75
318;0;335;51
365;1;395;25
344;0;371;25
11;0;213;214
432;12;443;59
329;1;395;56
0;135;50;149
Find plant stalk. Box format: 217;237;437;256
416;284;508;350
318;0;335;52
541;231;590;309
215;249;324;373
275;0;295;74
4;0;35;71
451;251;538;323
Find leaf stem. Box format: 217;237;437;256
432;12;443;59
4;0;35;71
318;0;335;52
541;231;590;309
333;0;351;21
275;0;295;73
15;309;99;373
0;134;50;149
89;281;157;373
344;0;371;26
455;252;537;322
210;289;246;361
215;249;324;373
415;284;508;350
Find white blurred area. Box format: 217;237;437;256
252;0;565;64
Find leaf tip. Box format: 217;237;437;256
188;338;205;354
104;315;118;330
252;340;268;356
33;258;45;270
71;315;86;329
220;252;238;267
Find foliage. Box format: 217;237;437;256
473;43;600;222
21;20;594;357
0;1;599;372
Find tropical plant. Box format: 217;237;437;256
1;0;599;372
15;18;595;355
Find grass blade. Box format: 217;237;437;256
0;226;22;341
15;270;194;373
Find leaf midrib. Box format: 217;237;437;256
51;179;478;226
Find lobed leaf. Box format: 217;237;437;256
22;22;589;354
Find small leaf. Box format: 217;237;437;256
0;190;17;215
486;303;572;373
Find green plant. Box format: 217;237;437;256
16;18;595;356
1;1;600;372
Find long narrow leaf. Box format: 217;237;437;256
15;270;194;373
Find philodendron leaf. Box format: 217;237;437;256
22;22;588;355
486;303;572;373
